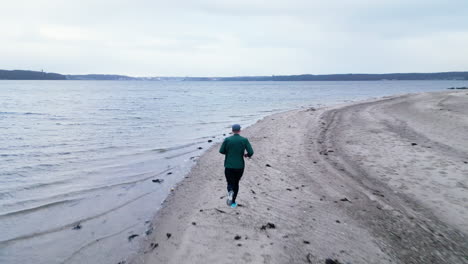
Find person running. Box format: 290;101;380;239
219;124;254;208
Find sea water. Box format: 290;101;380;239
0;80;467;263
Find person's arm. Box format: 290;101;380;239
245;139;254;157
219;139;227;154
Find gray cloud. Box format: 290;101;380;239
1;0;467;76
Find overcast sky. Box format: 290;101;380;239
1;0;467;76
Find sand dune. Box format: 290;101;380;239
131;91;468;264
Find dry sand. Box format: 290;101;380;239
131;91;468;264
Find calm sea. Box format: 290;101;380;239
1;80;467;263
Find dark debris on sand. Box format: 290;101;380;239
128;234;139;242
260;222;276;230
152;179;164;183
325;259;343;264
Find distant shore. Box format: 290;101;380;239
130;91;468;264
1;69;468;81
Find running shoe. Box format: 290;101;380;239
226;191;234;206
230;202;238;208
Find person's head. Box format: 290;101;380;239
232;124;241;134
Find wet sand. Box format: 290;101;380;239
131;91;468;264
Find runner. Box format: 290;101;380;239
219;124;254;208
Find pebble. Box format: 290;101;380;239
166;233;172;239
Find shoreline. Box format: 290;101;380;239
130;91;468;264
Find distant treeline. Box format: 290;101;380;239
1;69;468;81
217;72;468;81
66;74;137;80
0;70;66;80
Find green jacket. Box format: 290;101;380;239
219;134;254;169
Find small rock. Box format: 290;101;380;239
152;179;164;183
166;233;172;239
208;140;213;143
72;223;82;230
251;189;256;194
128;234;139;241
303;240;310;244
215;208;226;213
340;198;351;202
286;188;292;191
167;172;172;175
234;235;241;240
237;243;242;246
198;147;203;150
335;220;341;223
199;209;204;212
411;143;417;146
266;164;271;167
192;222;196;225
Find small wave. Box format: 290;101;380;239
0;199;81;218
0;191;154;245
0;111;45;116
195;120;230;125
164;149;199;160
0;153;19;157
98;108;121;111
151;141;202;153
0;168;173;215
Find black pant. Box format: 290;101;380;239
224;168;244;203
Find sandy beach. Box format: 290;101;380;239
130;91;468;264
